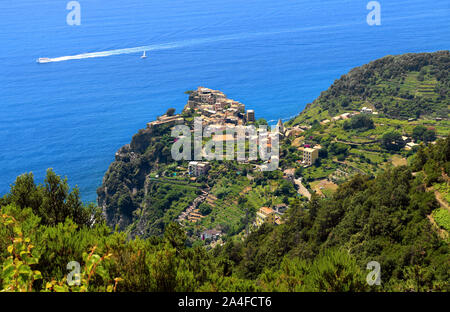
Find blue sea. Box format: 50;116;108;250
0;0;449;202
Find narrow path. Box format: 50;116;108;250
294;178;311;200
426;185;449;213
434;190;449;213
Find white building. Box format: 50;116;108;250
361;107;373;114
188;161;210;177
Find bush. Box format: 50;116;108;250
381;131;405;151
413;126;436;143
343;115;375;131
166;108;176;116
199;203;213;216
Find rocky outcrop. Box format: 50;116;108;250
97;123;174;232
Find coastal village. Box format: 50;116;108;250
146;87;302;245
147;86;285;174
147;86;251;129
144;86;445;247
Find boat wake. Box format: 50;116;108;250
36;12;445;63
36;23;356;63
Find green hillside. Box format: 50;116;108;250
1;137;448;292
290;51;449;125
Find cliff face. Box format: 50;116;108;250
97;124;174;233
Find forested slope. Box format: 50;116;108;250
1;137;448;291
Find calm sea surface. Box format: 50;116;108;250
0;0;449;202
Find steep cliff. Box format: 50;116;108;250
97;124;175;235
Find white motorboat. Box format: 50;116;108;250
37;58;52;64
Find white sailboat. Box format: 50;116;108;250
141;51;147;59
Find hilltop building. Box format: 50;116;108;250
188;161;210;177
201;229;222;241
147;114;184;128
256;207;275;226
186;87;254;127
361;107;373;114
255;206;286;227
303;147;319;166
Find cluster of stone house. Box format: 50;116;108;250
187;87;226;107
177;190;210;223
146;87;256;132
147;114;184;128
186;87;253;127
